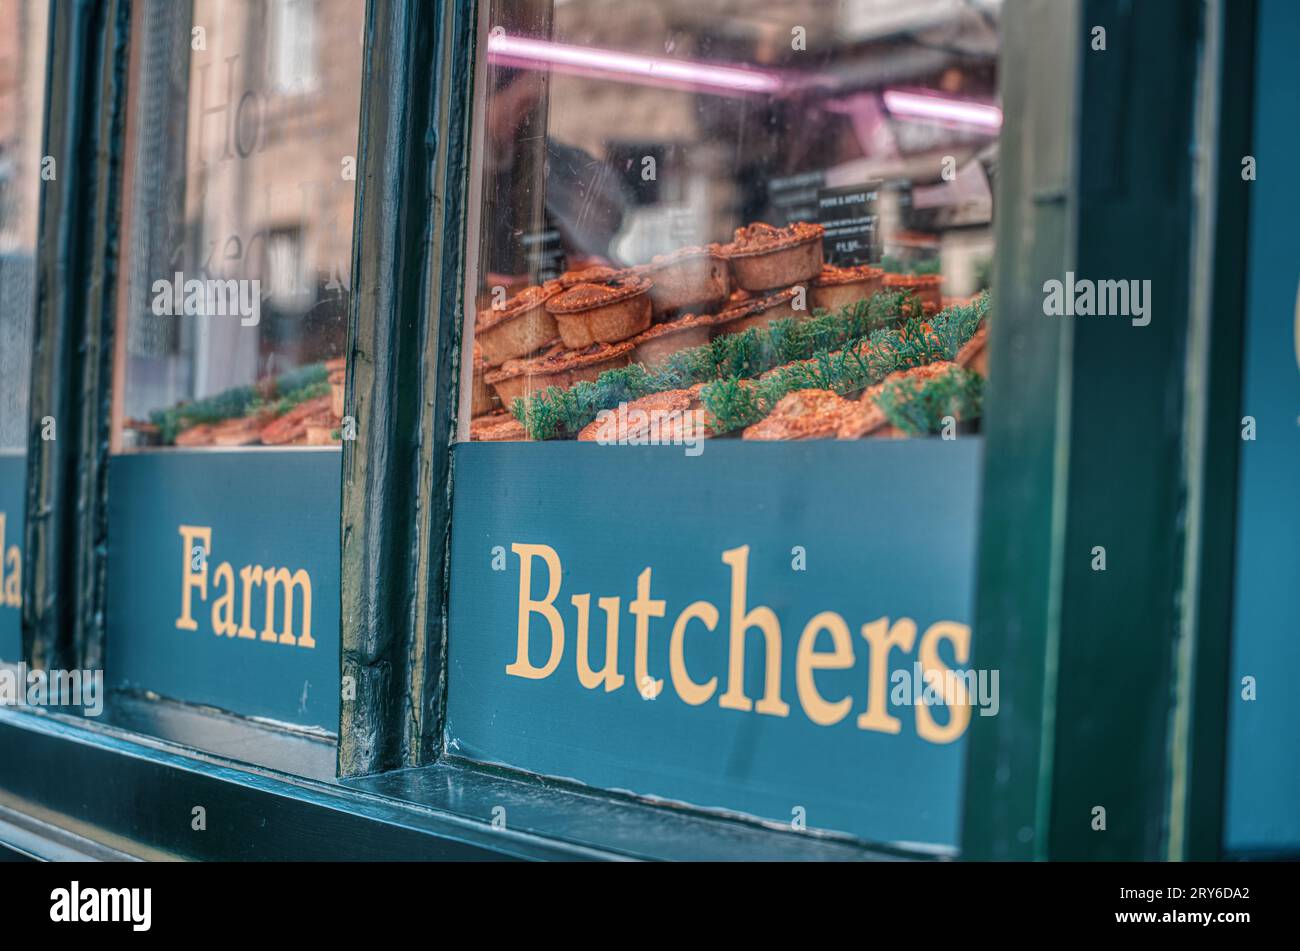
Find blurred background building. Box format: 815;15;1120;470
117;0;363;430
0;0;48;449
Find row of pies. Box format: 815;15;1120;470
471;323;987;443
470;221;944;417
173;358;347;447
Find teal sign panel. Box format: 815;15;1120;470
107;452;340;731
446;440;982;849
0;455;23;662
1226;0;1300;854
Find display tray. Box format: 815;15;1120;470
446;438;982;849
0;454;24;662
106;451;341;732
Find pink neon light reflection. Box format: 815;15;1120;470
881;89;1002;130
485;31;782;95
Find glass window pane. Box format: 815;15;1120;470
103;0;364;734
459;0;995;442
449;0;1000;848
0;0;50;660
112;0;360;452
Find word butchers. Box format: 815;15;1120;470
506;543;978;742
176;525;315;648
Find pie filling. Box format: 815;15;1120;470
724;221;824;257
813;264;884;287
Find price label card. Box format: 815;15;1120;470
817;182;882;265
767;170;826;225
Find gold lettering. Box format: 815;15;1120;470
497;543;974;742
173;524;315;649
505;543;565;679
238;564;263;639
572;594;624;692
915;621;972;743
630;568;666;700
669;601;718;706
718;545;789;716
856;617;916;734
796;611;854;726
176;525;211;631
2;545;17;608
211;562;237;636
261;566;314;648
0;513;20;609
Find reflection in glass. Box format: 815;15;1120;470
113;0;363;450
462;0;997;445
0;0;49;451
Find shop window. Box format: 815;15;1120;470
105;0;363;731
0;0;49;662
459;1;994;444
450;0;999;849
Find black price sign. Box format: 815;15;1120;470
817;182;881;266
767;170;826;225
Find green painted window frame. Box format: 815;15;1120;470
962;0;1258;861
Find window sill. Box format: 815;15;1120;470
0;707;917;861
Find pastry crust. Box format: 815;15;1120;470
855;359;966;421
883;273;943;315
305;421;340;446
630;312;715;368
955;324;988;377
812;264;884;314
546;275;653;348
844;361;969;439
469;341;495;417
483;359;534;408
213;416;269;447
174;423;214;447
711;287;803;337
177;413;271;447
329;366;346;419
470;411;530;442
636;246;731;317
260;395;333;445
835;399;889;439
484;347;564;407
578;389;691;443
485;341;634;406
578;385;715;443
723;222;824;291
743;359;969;441
475;283;562;366
742;388;874;441
554;265;626;288
559;340;636;386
